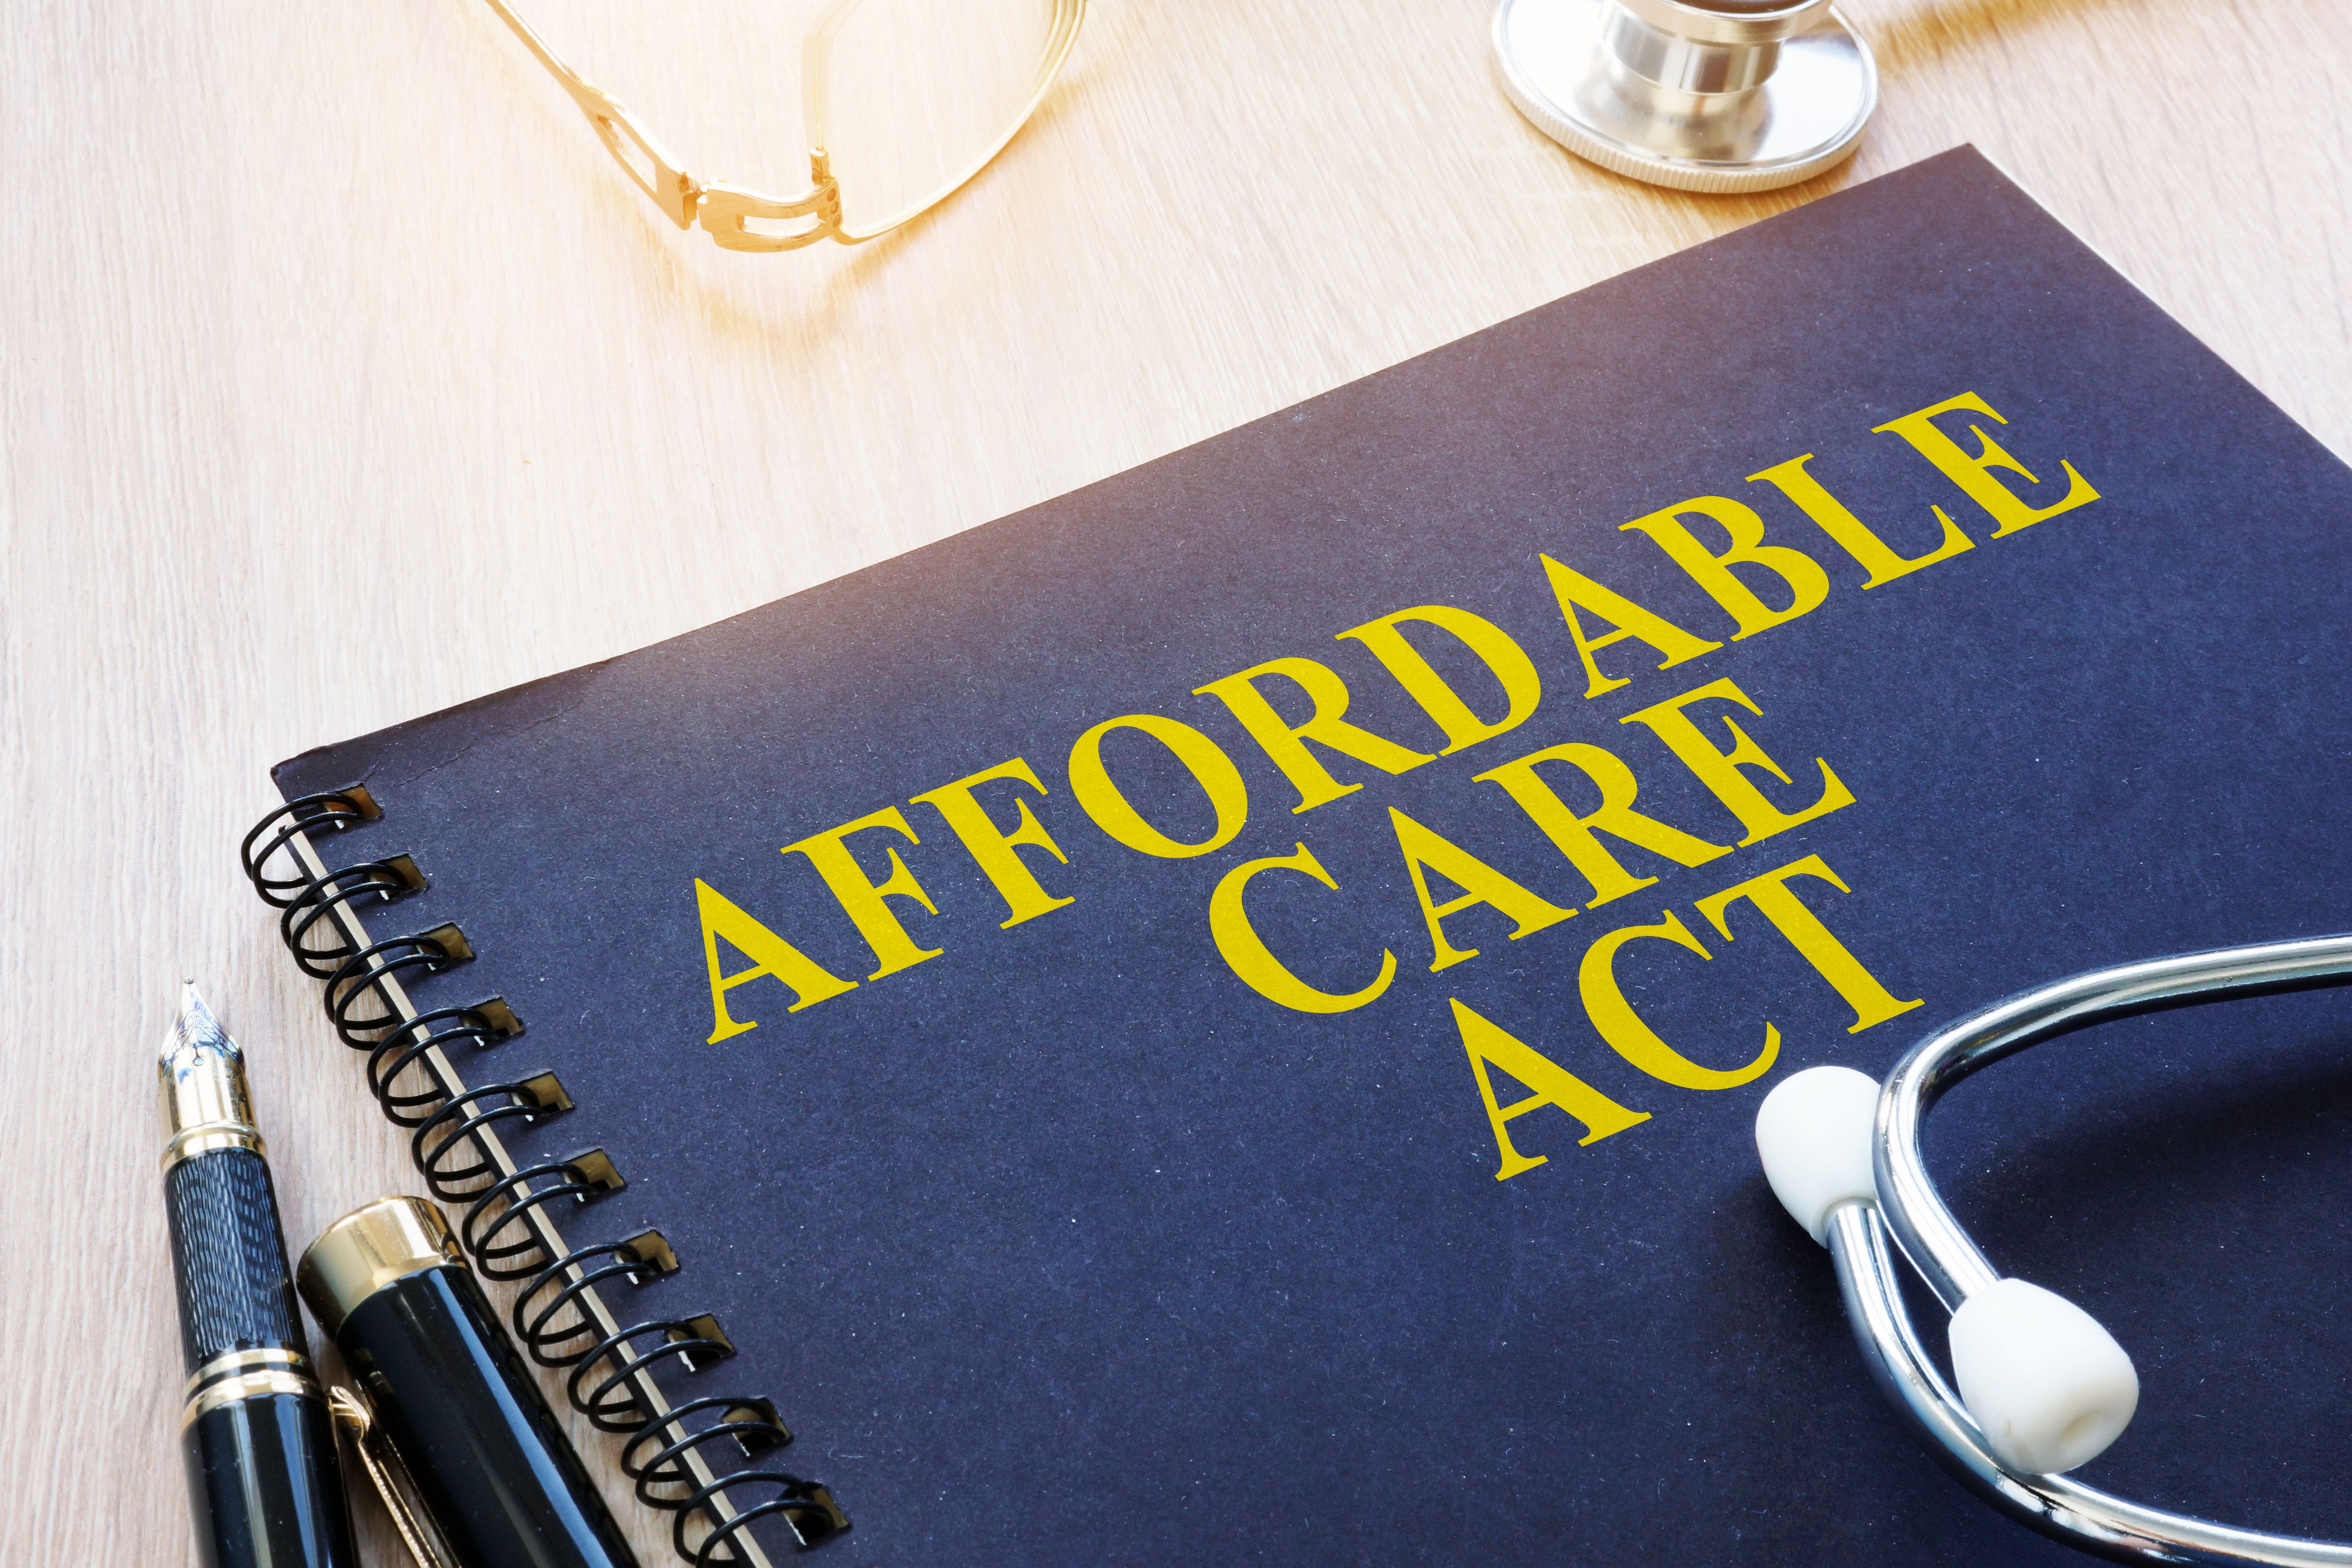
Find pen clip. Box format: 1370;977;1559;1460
328;1385;460;1568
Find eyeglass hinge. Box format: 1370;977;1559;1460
810;151;842;229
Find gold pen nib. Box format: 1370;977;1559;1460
160;981;265;1171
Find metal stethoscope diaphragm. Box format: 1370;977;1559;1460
1757;934;2352;1565
1492;0;1876;192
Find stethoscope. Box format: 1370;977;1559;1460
1755;934;2352;1564
1492;0;1876;192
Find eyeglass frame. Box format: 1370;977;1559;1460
478;0;1087;252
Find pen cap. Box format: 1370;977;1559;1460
299;1198;641;1568
298;1195;462;1334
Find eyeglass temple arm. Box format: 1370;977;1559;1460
474;0;840;251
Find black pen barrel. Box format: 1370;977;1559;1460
160;987;357;1568
165;1146;358;1568
183;1392;351;1568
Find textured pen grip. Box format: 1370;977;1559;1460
165;1149;308;1369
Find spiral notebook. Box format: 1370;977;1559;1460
243;147;2352;1567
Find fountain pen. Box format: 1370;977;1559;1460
161;981;358;1568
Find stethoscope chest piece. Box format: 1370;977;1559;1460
1492;0;1876;193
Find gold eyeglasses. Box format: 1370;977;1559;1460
481;0;1086;251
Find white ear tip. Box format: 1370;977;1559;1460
1950;1279;2139;1474
1753;1065;1881;1245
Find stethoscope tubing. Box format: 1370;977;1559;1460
1840;932;2352;1565
1877;933;2352;1313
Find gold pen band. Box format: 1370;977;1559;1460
183;1346;312;1398
162;1122;268;1171
181;1367;324;1428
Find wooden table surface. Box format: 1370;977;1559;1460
6;0;2347;1559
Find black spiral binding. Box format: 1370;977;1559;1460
241;788;848;1564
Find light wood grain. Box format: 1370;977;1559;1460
3;0;2347;1559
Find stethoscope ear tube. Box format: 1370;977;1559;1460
1825;1200;2352;1566
1875;934;2352;1316
1769;934;2352;1567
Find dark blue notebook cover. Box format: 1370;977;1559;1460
276;148;2352;1565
